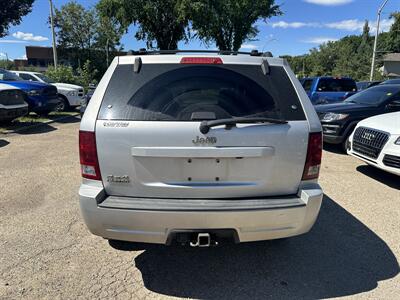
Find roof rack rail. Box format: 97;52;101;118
126;49;273;57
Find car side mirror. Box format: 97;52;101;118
387;100;400;110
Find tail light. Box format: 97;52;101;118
302;132;322;180
79;130;101;180
180;57;223;64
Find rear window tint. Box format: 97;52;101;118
317;78;357;92
302;79;313;93
19;73;38;81
99;64;306;121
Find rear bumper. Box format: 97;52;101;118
79;182;323;244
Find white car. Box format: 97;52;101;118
348;112;400;176
11;71;84;111
0;83;28;122
79;50;323;247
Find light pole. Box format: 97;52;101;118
370;0;389;81
49;0;58;69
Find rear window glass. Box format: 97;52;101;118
99;64;305;121
19;73;38;81
301;79;313;93
317;78;357;92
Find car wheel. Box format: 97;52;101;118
55;96;70;112
342;135;350;153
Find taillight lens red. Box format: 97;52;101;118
180;57;223;64
302;132;322;180
79;130;101;180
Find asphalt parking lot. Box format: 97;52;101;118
0;118;399;300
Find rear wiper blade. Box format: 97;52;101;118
199;117;287;134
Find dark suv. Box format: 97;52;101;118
315;84;400;150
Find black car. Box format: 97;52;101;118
380;79;400;85
315;84;400;150
356;81;381;91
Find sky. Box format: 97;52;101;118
0;0;399;60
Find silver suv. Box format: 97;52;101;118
79;51;323;247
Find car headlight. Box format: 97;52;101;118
27;89;40;96
321;112;349;122
395;137;400;145
66;90;78;96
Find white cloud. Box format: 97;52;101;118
302;37;339;44
325;19;365;31
12;31;48;42
240;44;258;50
370;18;395;34
326;18;394;33
0;39;28;43
0;52;6;57
271;21;319;29
270;18;394;34
304;0;353;6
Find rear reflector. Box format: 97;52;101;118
79;130;101;180
180;57;223;64
302;132;322;180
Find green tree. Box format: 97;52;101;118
76;60;98;91
97;0;189;50
0;0;34;37
282;14;400;81
45;61;97;92
283;55;313;78
53;1;98;65
45;65;76;84
0;60;15;70
360;20;370;47
307;42;339;76
385;12;400;53
355;21;373;80
180;0;281;51
284;21;378;81
95;12;125;66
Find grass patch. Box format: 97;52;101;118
0;111;79;134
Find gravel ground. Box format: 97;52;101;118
0;119;399;299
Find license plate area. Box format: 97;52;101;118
182;158;228;182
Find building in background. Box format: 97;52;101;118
13;46;127;72
383;53;400;78
13;46;54;71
